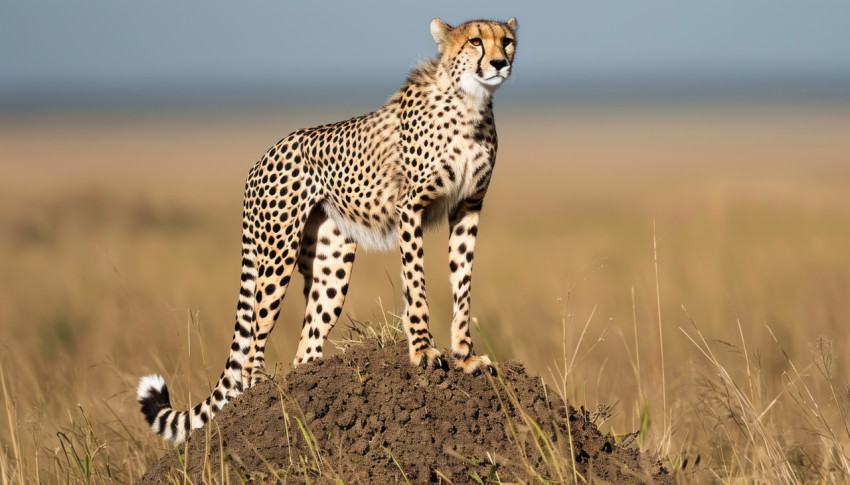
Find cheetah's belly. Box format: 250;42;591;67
322;200;399;253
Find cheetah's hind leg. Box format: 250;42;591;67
292;210;357;366
242;142;317;387
244;196;314;386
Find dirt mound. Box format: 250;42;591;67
140;338;673;484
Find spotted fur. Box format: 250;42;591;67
137;17;517;443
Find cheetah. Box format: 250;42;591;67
138;17;517;443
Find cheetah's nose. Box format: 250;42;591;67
490;59;508;70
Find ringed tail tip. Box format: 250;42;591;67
137;374;171;427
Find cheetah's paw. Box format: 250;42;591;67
453;352;497;377
411;346;447;371
249;370;270;387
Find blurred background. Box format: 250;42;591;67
2;1;850;482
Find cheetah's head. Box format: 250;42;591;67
430;17;517;99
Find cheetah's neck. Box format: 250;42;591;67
398;58;494;120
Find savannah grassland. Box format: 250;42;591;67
1;100;850;483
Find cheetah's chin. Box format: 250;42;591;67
479;75;506;86
459;73;504;99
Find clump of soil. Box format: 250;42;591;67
141;338;673;484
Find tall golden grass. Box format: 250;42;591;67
1;102;849;483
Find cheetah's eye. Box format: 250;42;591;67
469;38;482;47
502;38;514;47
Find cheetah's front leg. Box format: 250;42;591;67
448;197;496;376
398;205;444;370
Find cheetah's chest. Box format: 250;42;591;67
436;108;496;201
421;122;495;228
444;136;493;200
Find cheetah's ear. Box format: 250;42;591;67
505;17;518;32
430;18;452;53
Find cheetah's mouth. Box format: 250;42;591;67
479;73;507;86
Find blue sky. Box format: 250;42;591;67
2;1;849;98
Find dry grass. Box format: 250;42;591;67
1;102;850;483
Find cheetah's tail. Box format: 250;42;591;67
137;374;189;443
137;166;260;444
138;373;222;443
